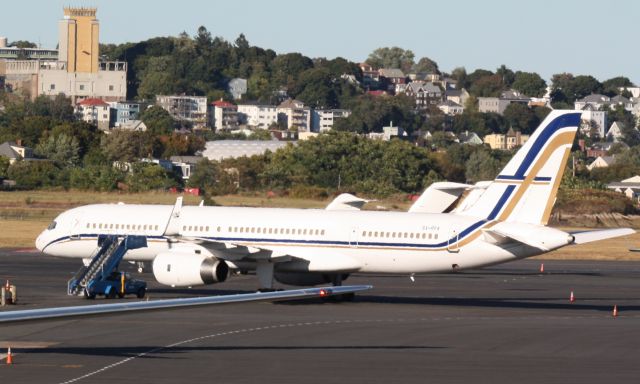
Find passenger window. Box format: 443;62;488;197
435;234;439;239
321;230;325;236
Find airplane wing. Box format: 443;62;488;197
408;182;471;214
569;228;635;244
0;285;372;324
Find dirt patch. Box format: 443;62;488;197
550;213;640;229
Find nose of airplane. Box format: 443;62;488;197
35;231;46;252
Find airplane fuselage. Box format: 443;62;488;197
36;203;545;274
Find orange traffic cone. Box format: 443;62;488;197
539;263;544;273
569;291;575;303
613;305;618;318
6;346;13;365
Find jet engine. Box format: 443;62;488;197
152;252;229;287
274;272;349;286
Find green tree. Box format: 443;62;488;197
465;150;502;183
512;71;547;97
602;76;634;96
495;65;515;88
451;67;468;88
101;131;154;162
551;73;602;104
503;104;538;134
0;156;9;179
270;53;314;91
7;161;61;189
334;94;418;134
9;40;37;48
68;165;124;191
126;162;177;192
412;57;440;74
35;133;80;166
188;157;236;195
140;105;175;135
366;47;415;73
469;74;504;97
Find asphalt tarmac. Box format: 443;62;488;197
1;249;640;384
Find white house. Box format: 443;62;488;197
211;100;239;131
156;95;208;129
606;121;625;142
237;104;278;129
607;175;640;202
458;131;483;145
438;100;464;115
579;104;607;138
75;98;111;130
0;141;34;164
311;109;351;132
228;78;247;100
277;99;311;131
587;155;616;171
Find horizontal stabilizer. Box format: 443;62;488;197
326;193;370;211
570;228;635;244
483;222;574;251
0;285;373;324
483;228;548;251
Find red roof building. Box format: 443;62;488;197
77;98;109;107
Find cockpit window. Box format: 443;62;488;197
47;221;57;230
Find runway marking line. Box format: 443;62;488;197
57;314;640;384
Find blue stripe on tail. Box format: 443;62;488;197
487;185;516;220
497;113;581;180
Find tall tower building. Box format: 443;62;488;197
1;7;126;104
58;7;99;73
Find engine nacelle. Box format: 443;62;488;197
152;252;229;287
274;272;349;287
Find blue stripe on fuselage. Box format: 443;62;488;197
42;219;491;252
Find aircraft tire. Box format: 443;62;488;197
136;287;146;299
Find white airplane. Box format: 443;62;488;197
36;110;634;291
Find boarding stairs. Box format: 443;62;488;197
67;235;147;296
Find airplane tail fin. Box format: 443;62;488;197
460;110;581;225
